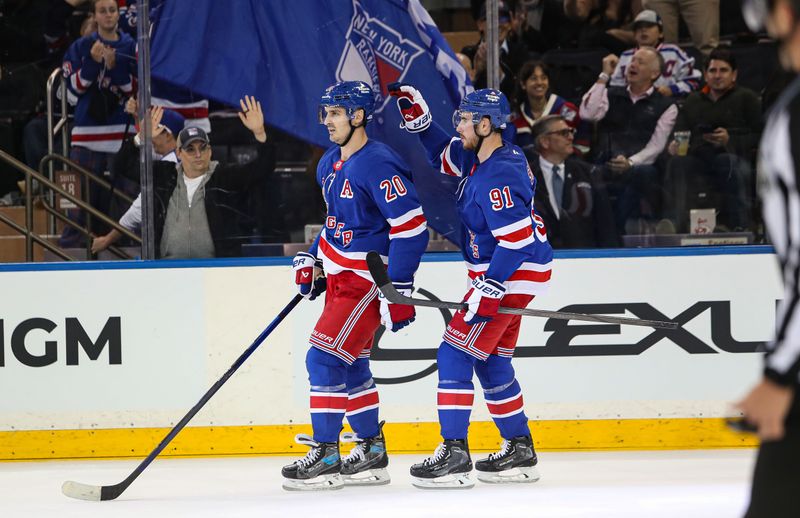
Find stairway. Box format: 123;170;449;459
0;205;55;263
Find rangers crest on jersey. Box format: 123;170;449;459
336;0;424;114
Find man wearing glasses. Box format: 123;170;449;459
114;95;273;258
527;115;618;248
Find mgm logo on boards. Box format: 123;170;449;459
0;317;121;367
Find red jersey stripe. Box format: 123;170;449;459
496;225;534;243
72;132;128;142
390;214;427;235
318;238;368;271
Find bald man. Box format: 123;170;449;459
580;47;678;234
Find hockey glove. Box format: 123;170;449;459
387;82;431;133
378;286;416;332
293;252;326;300
464;276;506;325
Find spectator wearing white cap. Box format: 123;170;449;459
609;9;702;97
643;0;719;54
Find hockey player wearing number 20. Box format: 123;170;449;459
389;83;553;489
282;81;429;491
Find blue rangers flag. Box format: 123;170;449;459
151;0;472;244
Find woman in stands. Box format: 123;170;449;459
511;61;588;155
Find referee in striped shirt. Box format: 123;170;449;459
738;1;800;516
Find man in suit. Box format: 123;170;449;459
527;115;619;248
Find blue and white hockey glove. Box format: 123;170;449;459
464;276;506;325
293;252;326;300
378;284;416;332
388;82;431;133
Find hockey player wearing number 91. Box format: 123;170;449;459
281;81;429;491
388;83;553;489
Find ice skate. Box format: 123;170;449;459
340;421;390;486
409;439;474;489
475;435;540;484
281;434;343;491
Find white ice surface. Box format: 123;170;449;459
0;449;755;518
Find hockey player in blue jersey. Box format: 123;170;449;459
281;81;429;491
389;84;553;489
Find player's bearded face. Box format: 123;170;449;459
322;106;351;144
456;112;479;150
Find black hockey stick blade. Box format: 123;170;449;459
366;251;677;330
61;294;304;501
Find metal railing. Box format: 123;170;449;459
46;68;70;235
0;148;141;262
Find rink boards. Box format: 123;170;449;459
0;247;778;460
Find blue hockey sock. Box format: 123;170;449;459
306;347;348;443
345;358;380;439
437;343;476;440
476;355;530;439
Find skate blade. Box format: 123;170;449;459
411;473;474;490
342;468;391;486
282;473;344;491
476;465;541;484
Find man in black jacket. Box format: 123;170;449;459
527;114;618;248
112;95;274;258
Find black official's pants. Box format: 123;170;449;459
744;391;800;518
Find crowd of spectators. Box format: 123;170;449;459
456;0;776;246
0;0;784;259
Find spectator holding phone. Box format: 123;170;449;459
664;47;762;233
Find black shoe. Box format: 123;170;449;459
410;439;474;489
281;434;343;491
340;421;390;485
475;436;540;484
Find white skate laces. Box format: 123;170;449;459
292;434;322;468
423;443;447;465
340;432;367;463
487;439;512;461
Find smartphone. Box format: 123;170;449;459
725;418;758;434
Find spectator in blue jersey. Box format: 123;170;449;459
281;81;428;491
581;47;678;234
608;10;702;98
527;114;619;248
111;96;273;258
60;0;136;247
389;83;552;489
511;60;588;155
663;47;762;233
119;0;211;132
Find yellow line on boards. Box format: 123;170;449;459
0;419;758;461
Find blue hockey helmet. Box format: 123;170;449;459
452;88;510;130
318;80;375;125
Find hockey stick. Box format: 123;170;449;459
61;294;304;501
366;252;677;330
